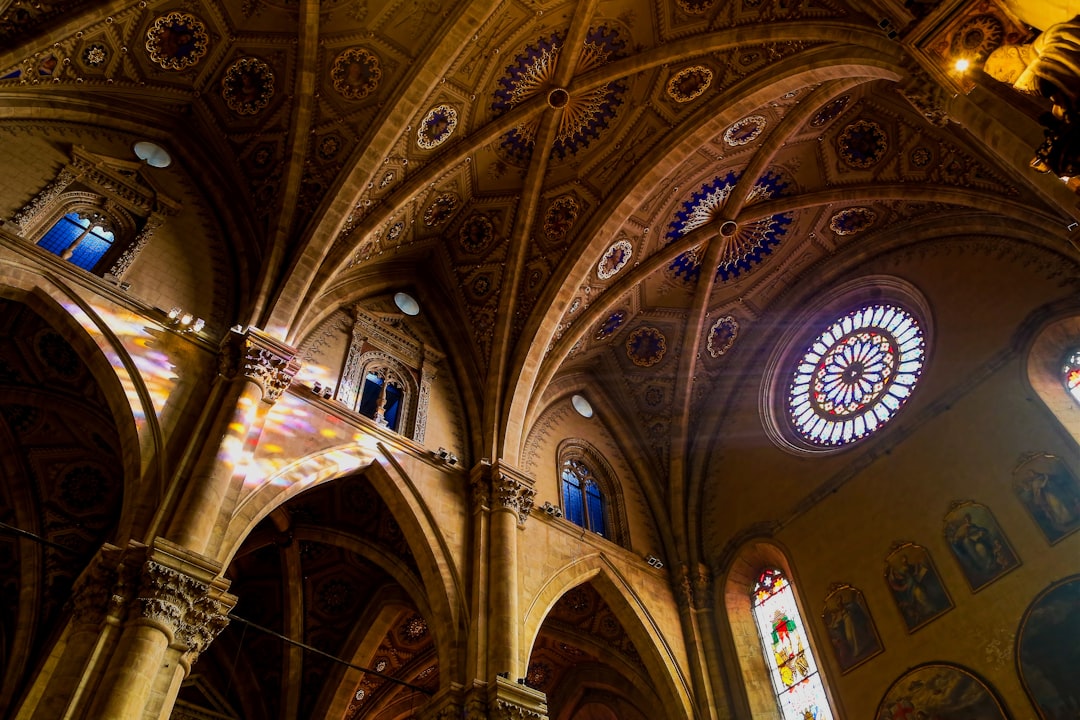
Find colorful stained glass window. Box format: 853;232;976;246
752;569;834;720
788;304;924;447
1064;349;1080;403
561;458;607;537
37;212;116;271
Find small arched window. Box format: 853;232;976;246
357;367;406;432
561;458;607;536
1063;349;1080;403
37;211;118;271
751;568;834;720
556;441;629;546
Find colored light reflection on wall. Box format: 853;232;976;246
61;301;180;429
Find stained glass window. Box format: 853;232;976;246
37;212;116;271
752;569;834;720
561;458;607;537
1064;349;1080;403
788;304;924;447
357;371;403;431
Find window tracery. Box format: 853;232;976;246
8;146;179;279
556;441;628;546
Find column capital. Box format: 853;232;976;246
469;460;536;525
220;327;301;402
489;676;549;720
132;539;236;660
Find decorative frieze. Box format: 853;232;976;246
108;213;165;278
11;169;76;233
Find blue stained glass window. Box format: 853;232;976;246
357;372;403;431
561;459;606;536
586;480;606;537
37;212;115;271
563;469;585;526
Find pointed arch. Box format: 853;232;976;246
1025;307;1080;446
720;538;838;720
521;554;694;719
556;439;630;547
218;444;464;686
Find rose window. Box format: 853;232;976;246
788;304;924;446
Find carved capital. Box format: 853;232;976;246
469;461;537;523
221;328;301;402
490;676;549;720
136;561;204;634
176;594;231;659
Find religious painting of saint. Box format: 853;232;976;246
822;583;882;673
1019;576;1080;719
942;500;1020;592
883;542;952;632
1013;452;1080;544
875;663;1010;720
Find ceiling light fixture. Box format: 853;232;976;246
394;292;420;316
571;394;593;418
133;141;172;168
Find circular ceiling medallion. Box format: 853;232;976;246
597;239;632;279
459;213;495;253
317;133;343;161
724;115;767;146
82;43;108;68
810;94;850;127
829;207;877;236
788;304;924;447
331;47;382;100
626;327;667;367
221;57;275;115
665;170;792;283
667;65;713;103
492;26;627;164
424;193;458;227
544;196;580;241
838;120;888;169
596;310;627;340
417;104;458;149
146;12;209;71
707;315;739;357
950;14;1004;60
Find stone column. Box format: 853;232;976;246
89;539;234;720
166;327;299;556
675;564;727;720
478;461;535;681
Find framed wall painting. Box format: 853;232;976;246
1018;575;1080;720
942;500;1020;592
1012;452;1080;544
821;583;883;673
875;663;1011;720
883;541;952;632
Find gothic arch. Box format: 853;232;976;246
522;554;695;719
218;445;464;684
556;439;630;547
719;538;838;720
0;279;147;536
1025;308;1080;446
